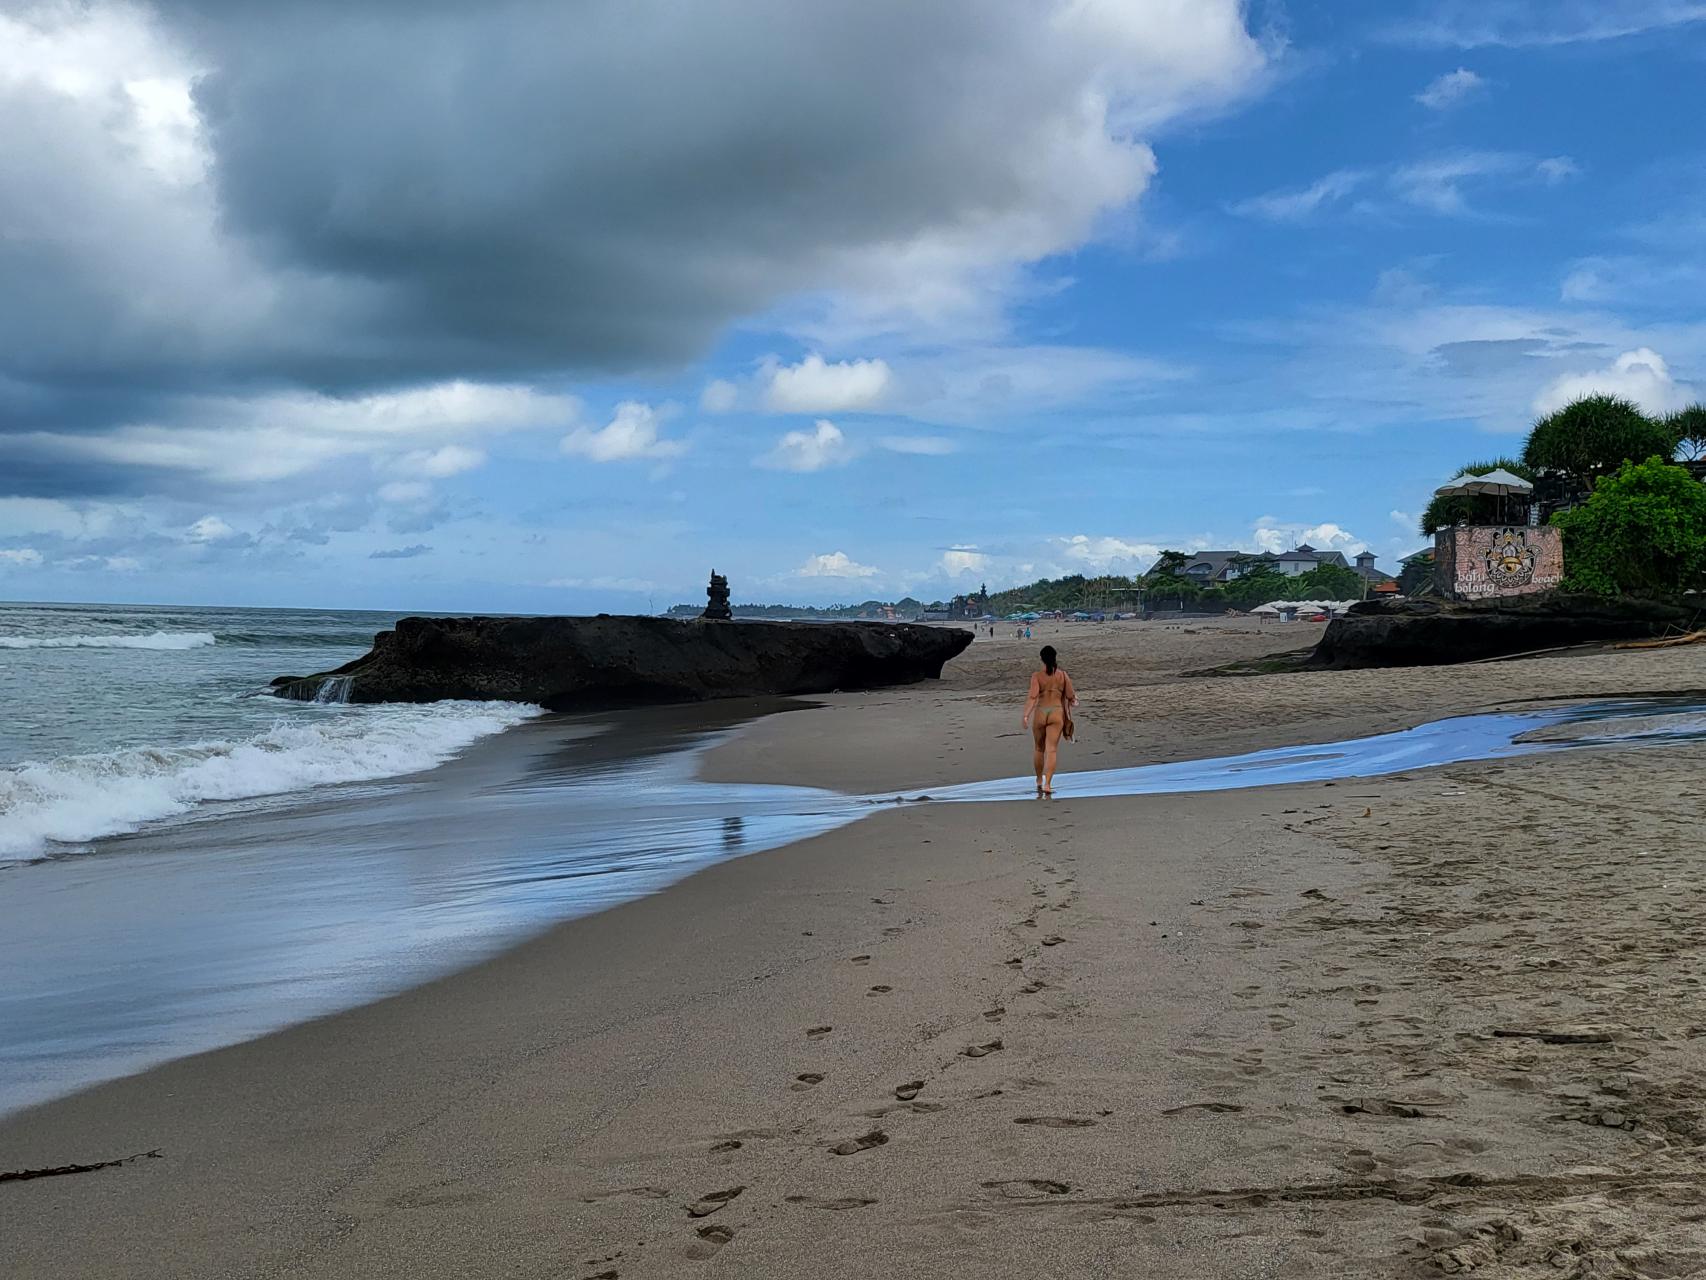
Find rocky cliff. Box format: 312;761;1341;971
271;615;974;710
1307;595;1702;669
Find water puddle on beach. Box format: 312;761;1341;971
2;695;1704;1115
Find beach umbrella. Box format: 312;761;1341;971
1434;467;1533;524
1433;468;1533;498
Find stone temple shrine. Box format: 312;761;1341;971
703;571;732;620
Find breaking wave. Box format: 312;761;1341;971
0;631;218;651
0;701;542;862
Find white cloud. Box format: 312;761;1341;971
763;354;893;413
0;0;1272;430
879;435;958;456
939;545;988;575
0;547;44;568
1053;534;1165;572
0;497;120;540
104;555;141;572
1390;509;1415;528
560;401;686;463
699;379;739;413
29;382;576;485
1251;521;1367;556
187;515;235;543
1561;255;1706;305
759;419;855;472
795;550;879;579
396;444;486;477
1415;67;1485;109
1533;347;1697;417
863;343;1188;426
1389;152;1578;216
1227;169;1367;222
377;481;432;504
1386;3;1706;48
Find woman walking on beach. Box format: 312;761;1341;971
1022;645;1076;798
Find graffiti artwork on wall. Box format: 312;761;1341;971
1483;527;1537;589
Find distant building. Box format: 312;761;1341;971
1180;544;1351;583
1179;551;1255;584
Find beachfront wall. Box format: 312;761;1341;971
1434;525;1563;601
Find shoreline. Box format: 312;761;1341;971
5;621;1706;1277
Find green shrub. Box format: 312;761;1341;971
1552;456;1706;597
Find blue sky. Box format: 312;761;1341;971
2;1;1703;611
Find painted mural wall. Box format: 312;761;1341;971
1434;525;1563;601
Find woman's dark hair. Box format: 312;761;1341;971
1040;645;1057;675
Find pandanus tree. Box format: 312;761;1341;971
1521;395;1674;495
1664;404;1706;463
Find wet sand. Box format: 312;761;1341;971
5;619;1706;1277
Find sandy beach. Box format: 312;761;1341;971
6;619;1706;1278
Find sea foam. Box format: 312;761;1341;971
0;701;542;861
0;631;218;650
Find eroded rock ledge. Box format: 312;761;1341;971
1307;595;1702;669
271;615;974;710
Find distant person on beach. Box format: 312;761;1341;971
1022;644;1076;798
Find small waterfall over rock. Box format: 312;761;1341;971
313;675;355;705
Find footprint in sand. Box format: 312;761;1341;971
883;927;904;937
983;1007;1005;1022
1014;1116;1097;1128
830;1130;889;1156
685;1187;745;1218
1019;981;1046;994
850;955;871;965
963;1039;1004;1058
1041;935;1066;947
806;1026;833;1038
1339;1098;1427;1118
687;1224;734;1260
785;1195;877;1211
709;1140;742;1153
1161;1102;1245;1115
867;985;892;995
792;1073;825;1091
582;1186;670;1203
983;1179;1071;1198
895;1080;925;1100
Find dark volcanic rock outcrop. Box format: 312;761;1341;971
1307;594;1702;669
271;615;974;709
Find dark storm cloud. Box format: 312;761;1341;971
0;0;1263;497
178;1;1119;381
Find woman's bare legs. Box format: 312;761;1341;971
1040;718;1064;795
1031;717;1048;792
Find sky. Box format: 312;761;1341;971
1;0;1704;612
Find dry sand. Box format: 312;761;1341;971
4;618;1706;1278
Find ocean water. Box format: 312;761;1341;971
0;602;538;862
